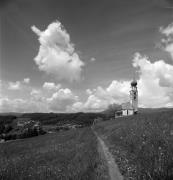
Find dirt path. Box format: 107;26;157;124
93;130;123;180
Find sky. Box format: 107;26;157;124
0;0;173;112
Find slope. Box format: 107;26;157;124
94;110;173;180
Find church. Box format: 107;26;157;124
115;80;138;117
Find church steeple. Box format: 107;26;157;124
130;79;138;114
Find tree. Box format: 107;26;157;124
104;103;122;118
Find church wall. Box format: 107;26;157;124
117;80;138;118
122;109;134;116
128;110;134;115
122;110;128;116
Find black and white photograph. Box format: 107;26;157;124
0;0;173;179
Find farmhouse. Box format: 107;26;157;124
17;118;31;127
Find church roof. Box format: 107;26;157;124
131;80;137;87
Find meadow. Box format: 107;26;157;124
0;127;109;180
94;110;173;180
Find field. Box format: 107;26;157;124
0;112;106;141
1;109;173;180
94;110;173;180
0;127;109;180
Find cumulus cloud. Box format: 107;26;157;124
87;81;131;111
0;97;48;113
8;79;30;90
1;21;173;113
31;25;41;36
106;81;130;102
0;98;25;112
23;78;30;84
84;94;109;111
30;89;43;101
30;89;40;96
86;89;92;95
90;57;96;62
160;23;173;60
0;84;78;113
43;82;61;91
68;101;84;112
47;88;78;112
8;81;21;90
71;82;130;112
70;22;173;111
1;85;49;113
31;21;84;82
132;53;173;108
71;51;173;111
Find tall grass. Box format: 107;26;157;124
94;110;173;180
0;127;109;180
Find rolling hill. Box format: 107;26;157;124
94;109;173;180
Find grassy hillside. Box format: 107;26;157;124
94;110;173;180
0;128;109;180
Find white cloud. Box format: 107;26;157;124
71;52;173;111
160;23;173;60
83;82;130;111
30;89;41;96
86;89;92;95
23;78;30;84
0;97;48;113
106;81;130;103
8;81;21;90
90;57;96;62
75;23;173;111
0;87;78;113
160;23;173;36
1;22;173;113
31;25;41;36
84;94;108;111
0;98;25;112
31;21;84;82
47;88;78;112
30;89;45;102
30;89;40;96
43;82;61;91
132;53;173;108
70;82;130;112
68;101;84;112
7;79;30;91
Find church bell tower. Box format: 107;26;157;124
130;80;138;114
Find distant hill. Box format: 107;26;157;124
138;107;173;113
0;112;22;117
21;112;105;126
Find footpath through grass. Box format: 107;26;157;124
0;127;109;180
94;110;173;180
